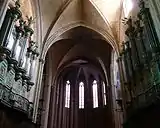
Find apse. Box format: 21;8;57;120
47;60;114;128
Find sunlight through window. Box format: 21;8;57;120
103;82;107;105
93;80;98;108
79;82;84;109
65;80;70;108
123;0;133;17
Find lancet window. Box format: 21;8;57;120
103;82;107;105
92;80;98;108
79;82;84;109
65;80;70;108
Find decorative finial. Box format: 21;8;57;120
139;0;145;9
135;19;140;28
29;41;36;48
34;45;38;51
33;44;39;56
19;18;24;27
15;0;21;9
126;16;133;27
26;16;36;27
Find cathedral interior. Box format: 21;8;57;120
0;0;160;128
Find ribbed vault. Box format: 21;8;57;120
35;0;134;53
45;26;112;82
12;0;134;53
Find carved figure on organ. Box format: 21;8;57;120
29;41;36;51
26;16;35;27
15;0;20;9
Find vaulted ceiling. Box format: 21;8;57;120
18;0;134;53
39;0;123;45
46;31;112;83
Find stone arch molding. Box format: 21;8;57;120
41;21;119;60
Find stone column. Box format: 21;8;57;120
58;77;65;128
41;53;52;128
69;76;78;128
88;78;93;128
49;83;58;128
43;85;52;128
62;85;67;128
98;79;103;107
32;58;45;123
74;78;78;128
70;79;74;128
54;79;61;128
117;56;127;120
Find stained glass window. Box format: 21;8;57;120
93;80;98;108
103;82;107;105
79;82;84;109
65;80;70;108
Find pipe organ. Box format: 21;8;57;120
0;0;39;119
39;63;114;128
120;0;160;119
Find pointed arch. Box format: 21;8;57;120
41;22;119;62
79;81;84;109
92;80;99;108
39;0;124;60
65;80;71;108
